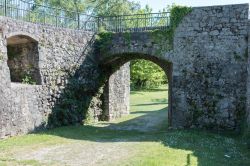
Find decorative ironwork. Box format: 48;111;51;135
0;0;170;32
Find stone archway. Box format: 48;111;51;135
99;53;174;127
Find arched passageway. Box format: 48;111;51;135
100;53;173;127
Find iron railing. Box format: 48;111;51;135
99;13;170;32
0;0;98;31
0;0;170;32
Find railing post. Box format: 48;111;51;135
4;0;7;16
56;8;58;27
97;16;103;32
77;12;80;29
44;11;46;24
116;16;118;32
97;16;100;32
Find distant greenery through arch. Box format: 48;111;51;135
130;59;167;90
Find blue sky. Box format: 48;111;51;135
135;0;250;12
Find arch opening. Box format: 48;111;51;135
6;35;41;84
100;53;173;129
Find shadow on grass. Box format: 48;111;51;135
151;98;168;103
130;88;168;95
37;108;250;166
130;110;165;114
98;107;168;132
131;102;167;106
131;88;168;92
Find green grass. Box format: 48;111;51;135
0;85;249;166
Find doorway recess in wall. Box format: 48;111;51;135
7;35;41;85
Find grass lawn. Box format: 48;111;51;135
0;85;249;166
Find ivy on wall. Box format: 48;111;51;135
150;6;192;51
95;31;113;53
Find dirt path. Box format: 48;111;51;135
13;141;139;166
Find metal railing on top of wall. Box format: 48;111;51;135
0;0;170;32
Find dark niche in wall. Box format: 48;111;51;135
7;35;41;85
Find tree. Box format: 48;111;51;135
130;59;167;89
85;0;140;16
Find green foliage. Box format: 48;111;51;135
150;29;173;52
21;73;36;85
28;0;140;17
242;117;250;149
123;31;131;46
95;31;114;51
48;0;86;12
48;78;92;127
131;59;167;89
48;68;108;127
245;129;250;149
168;5;192;44
86;0;140;16
169;5;192;29
150;5;192;51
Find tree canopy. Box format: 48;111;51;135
130;60;167;89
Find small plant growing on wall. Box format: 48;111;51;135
22;73;36;85
0;53;3;61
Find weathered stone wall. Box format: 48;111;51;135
0;30;12;138
173;4;249;130
104;63;130;120
0;16;131;138
0;17;98;138
9;84;44;135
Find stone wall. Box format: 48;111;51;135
0;16;131;138
8;84;44;135
0;17;98;138
104;63;130;120
173;4;249;130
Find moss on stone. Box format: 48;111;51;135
0;52;3;61
123;31;132;47
95;31;114;52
